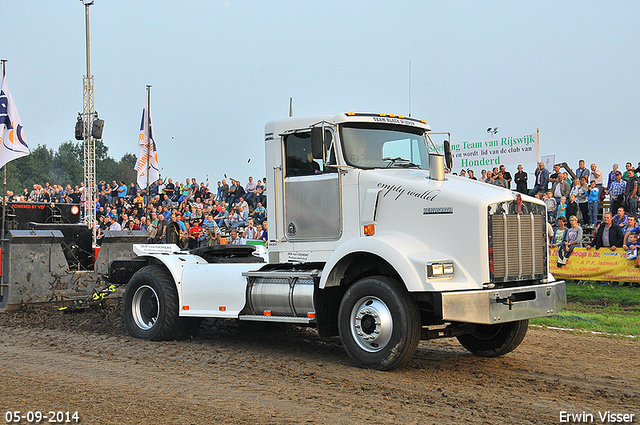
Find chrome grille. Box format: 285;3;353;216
490;212;546;282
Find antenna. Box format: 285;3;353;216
289;98;293;117
408;60;412;117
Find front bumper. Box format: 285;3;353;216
440;280;566;325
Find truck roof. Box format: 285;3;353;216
265;112;432;136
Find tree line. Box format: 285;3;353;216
3;140;137;194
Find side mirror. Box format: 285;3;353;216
311;127;324;160
443;140;453;169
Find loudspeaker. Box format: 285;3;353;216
92;119;105;139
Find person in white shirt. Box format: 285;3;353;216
108;216;122;231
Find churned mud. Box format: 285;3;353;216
0;300;638;424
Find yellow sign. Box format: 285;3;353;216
550;248;640;282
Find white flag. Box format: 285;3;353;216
0;76;30;169
135;95;159;189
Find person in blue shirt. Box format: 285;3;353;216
259;221;268;245
203;213;220;245
586;180;600;225
252;202;266;224
117;181;127;199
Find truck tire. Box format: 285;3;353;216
456;319;529;357
338;276;421;371
123;265;201;341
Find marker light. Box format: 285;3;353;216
363;224;375;236
219;306;227;311
307;312;316;319
183;306;190;311
264;310;272;316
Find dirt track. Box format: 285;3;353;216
0;300;638;425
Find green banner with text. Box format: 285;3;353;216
447;133;538;174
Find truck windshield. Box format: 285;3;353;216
340;124;429;169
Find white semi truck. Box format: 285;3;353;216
114;112;566;370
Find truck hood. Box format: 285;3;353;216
358;168;536;209
355;168;544;291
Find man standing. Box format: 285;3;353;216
514;164;528;194
220;179;229;203
623;162;635;181
549;164;562;186
531;162;550;196
155;212;168;243
624;170;638;217
117;181;127;200
552;173;571;205
244;176;257;208
575;159;590;183
164;178;175;201
607;164;619;189
587;212;624;250
590;163;604;201
188;178;198;202
608;172;626;215
499;165;512;189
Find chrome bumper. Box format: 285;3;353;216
440;280;566;325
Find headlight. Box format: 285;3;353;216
427;261;455;279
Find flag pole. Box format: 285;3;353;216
1;59;6;291
145;85;151;217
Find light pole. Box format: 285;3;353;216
81;0;97;244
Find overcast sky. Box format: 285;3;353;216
3;0;639;184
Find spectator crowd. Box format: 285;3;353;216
4;176;269;249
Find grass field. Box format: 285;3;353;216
531;281;640;338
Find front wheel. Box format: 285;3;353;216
338;276;421;370
456;319;529;357
123;265;201;341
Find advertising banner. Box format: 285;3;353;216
444;132;538;174
549;248;640;282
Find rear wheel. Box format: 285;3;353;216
338;276;421;370
123;265;201;340
456;319;529;357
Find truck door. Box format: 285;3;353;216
283;131;341;241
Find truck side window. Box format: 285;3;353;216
285;133;322;177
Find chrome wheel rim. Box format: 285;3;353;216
132;285;159;330
350;296;393;352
